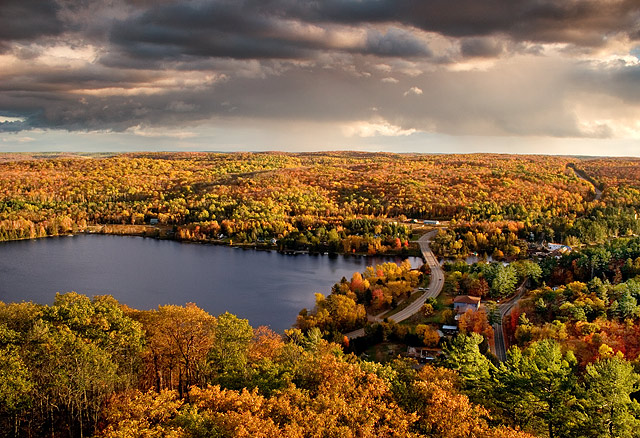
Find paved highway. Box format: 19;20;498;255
493;322;507;362
346;229;444;339
492;281;527;361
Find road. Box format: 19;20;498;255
492;166;599;360
571;165;602;201
346;230;445;339
492;281;527;361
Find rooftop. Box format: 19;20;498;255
453;295;481;305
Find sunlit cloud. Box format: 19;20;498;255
343;119;419;137
126;125;197;139
0;116;25;123
403;86;423;96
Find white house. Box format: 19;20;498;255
453;295;481;313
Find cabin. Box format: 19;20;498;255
453;295;481;313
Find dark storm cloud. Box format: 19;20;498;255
2;64;375;132
260;0;639;46
0;57;583;136
1;55;637;139
0;66;160;94
574;63;640;104
2;0;637;58
1;0;639;139
101;0;640;66
0;0;64;43
461;38;504;58
110;1;309;60
375;0;633;45
108;0;432;62
365;28;431;57
0;120;32;133
0;93;172;133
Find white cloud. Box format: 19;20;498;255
0;116;25;123
571;93;640;139
126;125;197;139
374;63;393;72
342;118;418;137
404;86;423;96
1;136;34;143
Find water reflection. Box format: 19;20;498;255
0;235;421;332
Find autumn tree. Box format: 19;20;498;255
458;309;494;340
0;343;33;435
135;303;216;397
416;324;440;347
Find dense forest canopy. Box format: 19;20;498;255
0;294;536;438
0;152;635;256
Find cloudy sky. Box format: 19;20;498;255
0;0;639;155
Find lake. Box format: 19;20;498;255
0;234;422;332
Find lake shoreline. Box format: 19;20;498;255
0;233;422;332
3;223;423;260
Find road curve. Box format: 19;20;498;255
346;229;445;339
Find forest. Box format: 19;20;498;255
2;152;640;437
1;293;537;438
1;152;635;258
285;235;640;438
3;290;640;438
443;235;640;438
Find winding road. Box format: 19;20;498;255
346;229;445;339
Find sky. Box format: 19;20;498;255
0;0;639;155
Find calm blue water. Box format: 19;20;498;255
0;235;421;332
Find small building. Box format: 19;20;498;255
442;325;458;336
453;295;481;313
547;243;572;253
407;347;440;363
423;220;440;225
149;218;159;225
